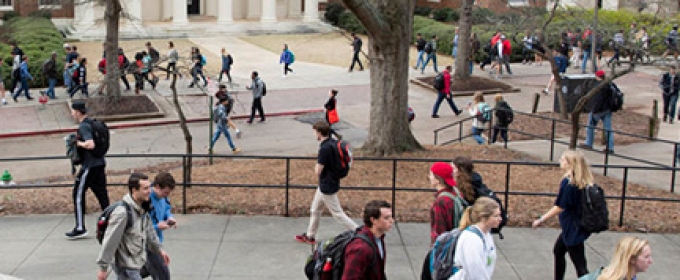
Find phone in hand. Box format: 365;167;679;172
167;220;176;226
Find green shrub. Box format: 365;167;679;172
2;11;18;22
28;10;52;19
1;17;65;88
471;7;495;24
414;6;432;17
324;2;345;26
338;11;366;35
433;8;459;23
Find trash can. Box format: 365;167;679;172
554;74;598;113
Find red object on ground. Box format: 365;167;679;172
38;96;48;105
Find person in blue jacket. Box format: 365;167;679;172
140;172;177;280
279;44;294;77
12;55;34;102
543;48;569;95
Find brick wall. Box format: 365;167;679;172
0;0;74;18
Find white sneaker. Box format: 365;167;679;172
282;75;287;78
235;129;242;138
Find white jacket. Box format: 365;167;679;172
468;102;489;129
449;225;496;280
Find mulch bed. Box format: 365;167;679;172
507;110;657;145
1;145;679;233
417;76;514;93
84;95;159;117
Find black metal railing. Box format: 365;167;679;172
1;153;680;228
433;109;680;192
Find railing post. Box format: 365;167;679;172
619;167;628;227
504;163;510;211
672;143;678;193
392;159;397;218
182;155;187;214
458;123;463;143
550;119;556;161
285;158;290;217
434;131;438;145
209;96;214;165
603;134;610;176
487;109;494;143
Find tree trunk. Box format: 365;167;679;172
342;0;421;155
104;0;122;99
170;73;193;187
453;0;472;80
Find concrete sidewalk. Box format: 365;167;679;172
0;214;677;280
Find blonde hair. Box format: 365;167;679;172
458;197;499;229
472;91;484;105
494;93;503;103
561;150;594;189
597;236;650;280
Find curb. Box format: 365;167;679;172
0;109;324;139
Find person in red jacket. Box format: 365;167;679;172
431;66;462;118
500;35;513;75
342;200;393;280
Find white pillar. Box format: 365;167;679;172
126;0;142;23
260;0;277;23
218;0;233;23
303;0;319;22
75;0;95;27
173;0;188;24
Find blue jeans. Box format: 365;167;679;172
64;71;71;91
45;78;57;98
422;53;438;73
472;127;486;144
585;111;614;150
13;77;30;99
432;91;460;116
415;50;426;69
662;94;678;119
581;51;597;73
452;46;458;58
211;124;235;150
469;60;474;75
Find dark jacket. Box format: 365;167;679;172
470;172;485;204
589;81;613;114
342;226;386;280
416;37;426;51
494;101;512;127
43;58;58;79
660;72;680;96
325;96;336;121
352;37;363;53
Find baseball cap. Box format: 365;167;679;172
500;35;506;39
595;70;605;78
63;43;70;48
430;162;456;187
71;101;87;113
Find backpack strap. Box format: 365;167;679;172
354;232;379;266
115;201;134;231
464;226;486;250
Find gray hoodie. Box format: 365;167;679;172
96;193;161;271
250;76;264;99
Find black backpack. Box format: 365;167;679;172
96;201;133;244
609;83;624;112
579;184;609;233
473;181;508;238
304;228;375;280
85;118;110;158
261;81;267;96
433;73;445;91
424;42;434;54
333;140;353;179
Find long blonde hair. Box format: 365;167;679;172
472;91;484;105
597;236;650;280
561;150;594;189
458;197;499;229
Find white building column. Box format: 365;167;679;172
74;0;95;27
303;0;319;22
260;0;277;22
173;0;188;25
218;0;234;23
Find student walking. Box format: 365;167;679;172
414;33;427;70
96;173;169;280
543;48;569;95
421;35;439;74
431;66;462;118
41;52;59;99
450;197;500;280
12;55;34;102
659;65;680;123
245;71;266;123
428;162;461;244
579;236;652;280
188;47;207;88
67;101;110;239
165;41;178;80
279;44;294;77
532;150;593;280
69;57;89;98
294;121;359;244
349;33;364;72
342;200;392;280
579;70;615;153
324;89;343;140
210;96;241;154
491;94;513;144
118;48;132;91
219;48;234;83
467;92;490;144
140;172;178;280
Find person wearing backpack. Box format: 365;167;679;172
118;48;132;91
140;172;178;280
421;35;439;74
165;41;179;80
41;51;59;99
467;92;490;145
661;25;679;62
280;44;295;77
245;71;266;123
428;162;465;244
219;47;233;84
67;101;110;239
188;47;207;88
96;173;169;280
295;121;359;245
431;66;462;118
12;55;35;102
659;65;680;124
341;200;392;280
325;89;343;140
579;70;615;154
69;57;89;98
491;94;513;144
579;236;652;280
210;96;241;154
413;33;427;70
532;150;594;280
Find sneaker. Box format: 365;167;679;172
542;89;549;95
259;119;266;123
578;143;593;150
431;114;440;118
232;148;241;154
65;229;88;240
246;120;253;124
235;130;242;138
295;233;316;244
455;110;462;116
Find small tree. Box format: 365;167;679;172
453;0;473;81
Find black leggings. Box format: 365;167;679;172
553;233;588;280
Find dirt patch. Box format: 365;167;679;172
1;145;678;233
83;95;159;117
508;110;656;145
417;76;515;94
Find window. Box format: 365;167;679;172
39;0;62;9
507;0;529;6
0;0;12;12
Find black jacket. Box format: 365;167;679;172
494;101;512;127
660;72;680;96
589;81;613;114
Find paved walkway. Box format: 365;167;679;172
0;215;677;280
